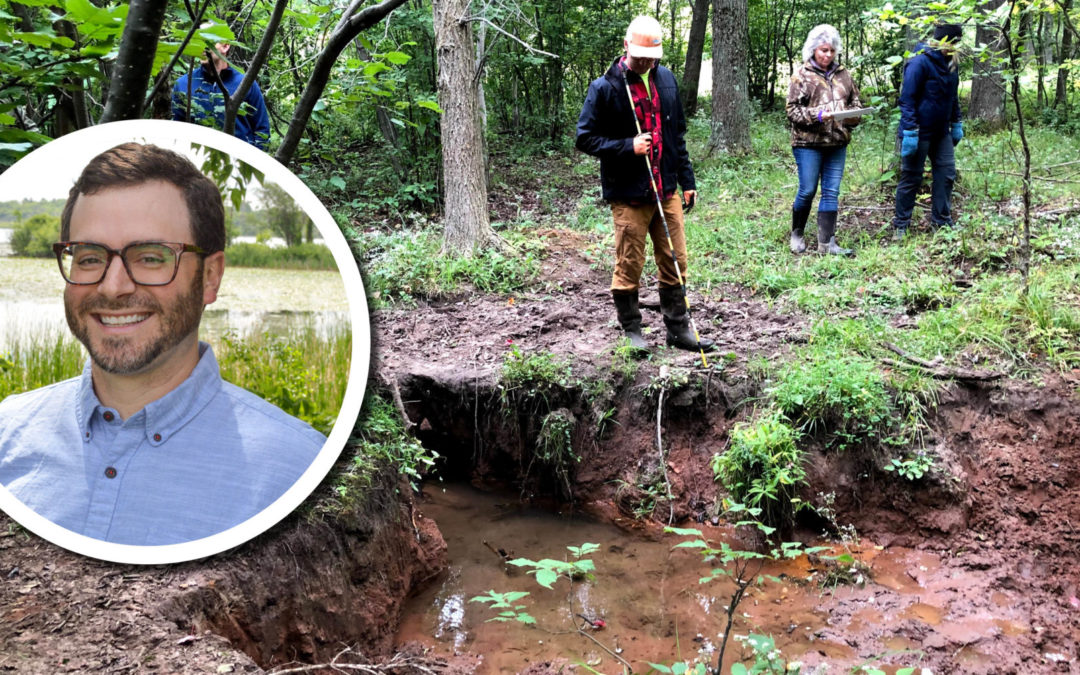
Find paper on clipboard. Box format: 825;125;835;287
829;107;876;121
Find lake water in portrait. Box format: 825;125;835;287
0;230;352;352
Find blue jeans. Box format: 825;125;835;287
893;134;956;229
792;146;848;213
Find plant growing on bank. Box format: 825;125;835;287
317;393;439;516
499;345;573;411
711;413;806;531
770;355;892;451
665;506;828;675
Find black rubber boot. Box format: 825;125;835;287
658;286;715;352
790;206;811;254
612;290;649;352
816;210;853;256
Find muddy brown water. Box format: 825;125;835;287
396;484;972;674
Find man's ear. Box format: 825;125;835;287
202;251;225;305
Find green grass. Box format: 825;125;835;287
225;242;337;270
349;226;542;306
0;333;85;400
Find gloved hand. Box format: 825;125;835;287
900;129;919;158
951;121;964;146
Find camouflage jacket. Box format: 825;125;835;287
785;61;862;148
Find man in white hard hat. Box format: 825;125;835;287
576;16;712;354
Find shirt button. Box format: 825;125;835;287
153;433;162;442
103;411;114;422
104;467;117;479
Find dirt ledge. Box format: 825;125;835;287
0;469;446;673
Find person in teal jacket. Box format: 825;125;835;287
172;43;271;150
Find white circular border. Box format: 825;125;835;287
0;120;369;564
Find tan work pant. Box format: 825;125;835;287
610;196;688;292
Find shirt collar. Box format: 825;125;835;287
76;342;224;446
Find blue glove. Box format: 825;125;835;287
900;129;919;158
951;121;964;146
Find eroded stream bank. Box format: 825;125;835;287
382;357;1080;674
1;348;1078;673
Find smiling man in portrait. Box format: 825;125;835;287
0;142;326;546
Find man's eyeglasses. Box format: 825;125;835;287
52;241;207;286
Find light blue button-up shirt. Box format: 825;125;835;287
0;342;327;545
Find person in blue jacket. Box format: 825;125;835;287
172;42;271;150
575;16;713;354
892;24;964;240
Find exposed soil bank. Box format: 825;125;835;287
1;257;1078;672
373;280;1080;673
0;472;446;672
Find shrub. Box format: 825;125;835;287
770;355;892;450
11;214;59;257
225;242;336;270
711;412;805;531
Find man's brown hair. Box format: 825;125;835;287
60;143;226;253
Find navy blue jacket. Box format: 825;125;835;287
173;65;271;150
576;57;695;203
897;43;961;140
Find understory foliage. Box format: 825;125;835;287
321;392;438;515
711;413;806;532
770;355;893;450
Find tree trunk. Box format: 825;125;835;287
706;0;751;155
970;0;1008;129
274;0;410;166
99;0;169;123
1056;0;1074;109
433;0;494;254
224;0;287;136
682;0;709;117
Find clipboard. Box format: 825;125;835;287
829;107;876;121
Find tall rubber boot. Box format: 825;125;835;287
658;286;715;352
816;210;853;256
790;206;811;254
612;290;649;352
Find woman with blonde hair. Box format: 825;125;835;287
785;24;862;255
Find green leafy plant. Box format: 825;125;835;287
883;452;934;482
711;412;806;531
770;356;893;450
499;345;573;410
507;542;599;589
468;590;536;625
666;503;828;675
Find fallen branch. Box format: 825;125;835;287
482;540;512;563
881;358;1004;381
881;342;1003;380
576;626;632;673
882;342;943;369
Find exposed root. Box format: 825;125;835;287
268;645;447;674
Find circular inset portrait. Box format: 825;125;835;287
0;120;368;563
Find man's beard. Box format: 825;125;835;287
65;274;205;376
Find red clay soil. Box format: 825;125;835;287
0;475;447;673
2;231;1079;673
371;237;1080;673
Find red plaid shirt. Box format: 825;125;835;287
619;56;670;201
